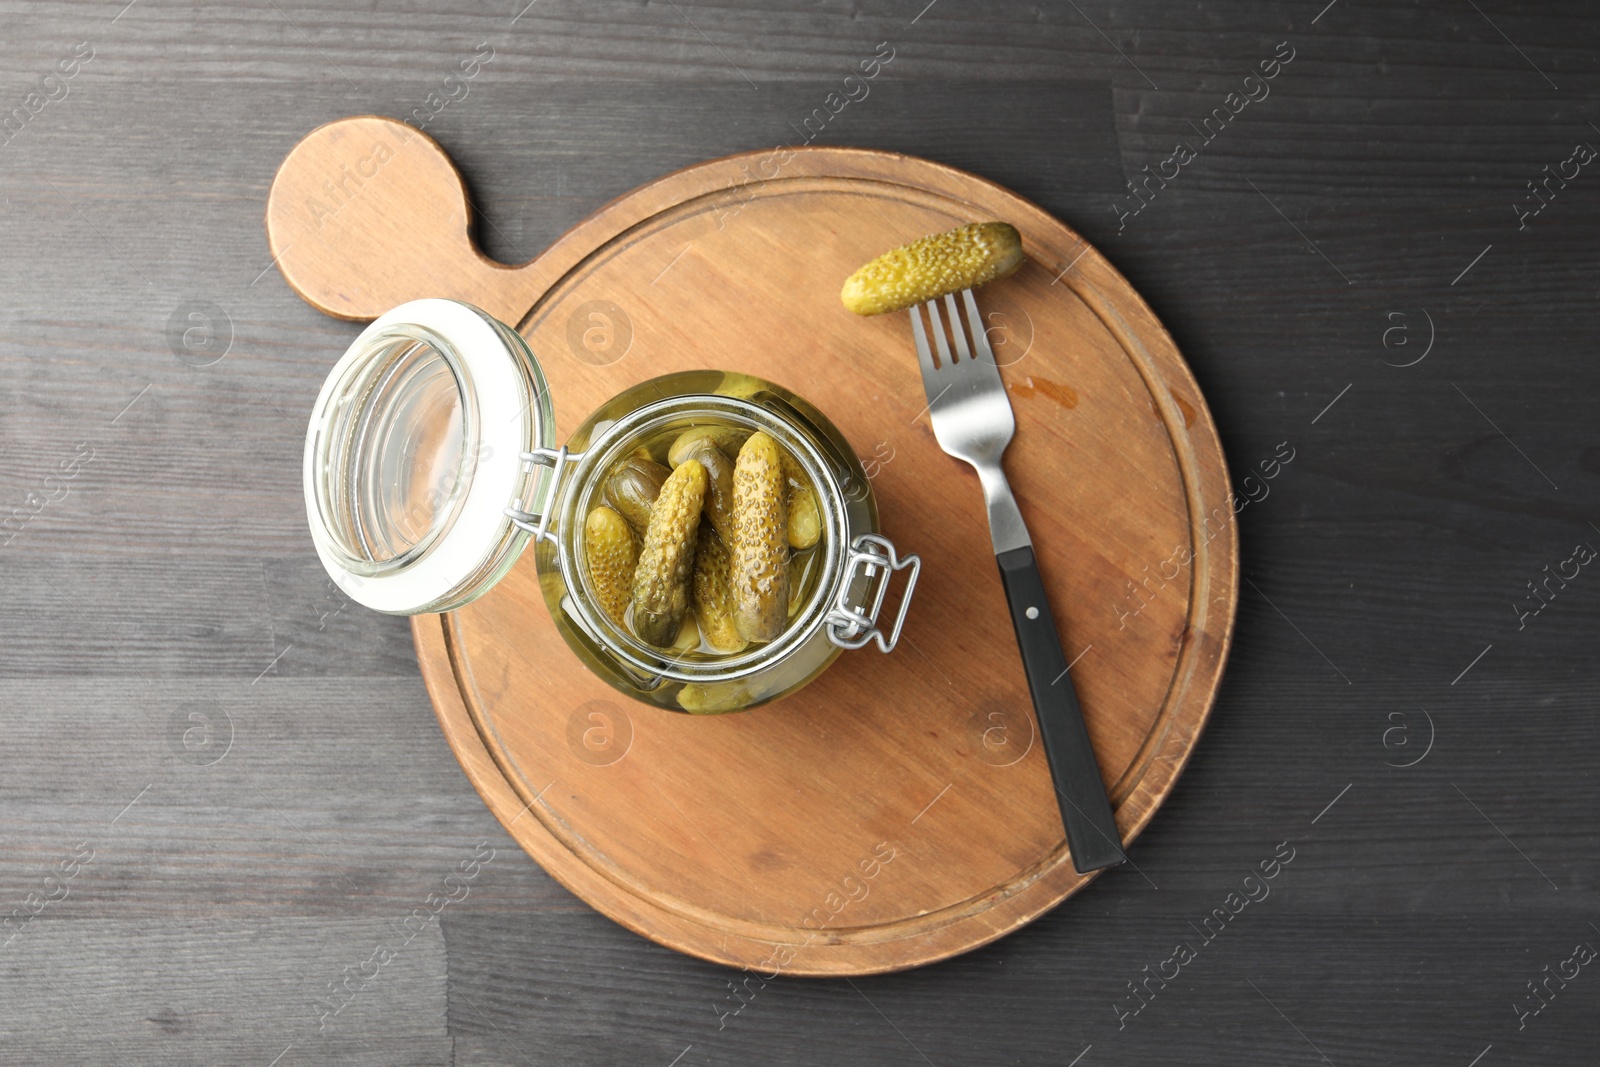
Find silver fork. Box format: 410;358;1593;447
911;289;1125;874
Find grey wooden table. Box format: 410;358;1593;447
2;1;1597;1063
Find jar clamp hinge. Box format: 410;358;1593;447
825;534;920;653
505;445;584;546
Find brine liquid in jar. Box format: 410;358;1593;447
582;419;828;660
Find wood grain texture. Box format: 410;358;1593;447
2;0;1599;1061
266;119;1238;972
0;918;449;1060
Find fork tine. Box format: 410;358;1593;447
924;298;952;370
944;293;971;364
909;303;936;377
960;288;996;365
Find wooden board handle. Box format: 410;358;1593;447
265;115;540;323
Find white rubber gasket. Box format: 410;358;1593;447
304;298;533;614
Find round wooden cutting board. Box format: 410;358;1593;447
267;117;1238;975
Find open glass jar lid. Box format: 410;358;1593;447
304;298;919;713
304;298;554;614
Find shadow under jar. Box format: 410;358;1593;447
304;298;919;714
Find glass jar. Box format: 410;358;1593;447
304;298;919;713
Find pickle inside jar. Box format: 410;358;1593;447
601;453;671;534
583;419;828;662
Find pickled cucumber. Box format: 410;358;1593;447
670;431;737;546
631;458;707;647
602;454;671;533
583;506;637;624
677;681;754;714
787;488;820;549
691;522;747;654
778;452;821;550
840;221;1024;316
671;612;701;654
667;426;747;467
731;432;789;642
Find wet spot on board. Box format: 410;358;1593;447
750;848;792;873
1149;390;1198;429
1171;392;1197;429
1008;375;1078;409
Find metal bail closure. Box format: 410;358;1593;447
825;534;921;652
506;444;584;545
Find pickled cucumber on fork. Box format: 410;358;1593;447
839;221;1024;316
583;506;637;624
730;432;790;643
630;458;707;647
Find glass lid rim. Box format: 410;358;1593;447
312;322;478;577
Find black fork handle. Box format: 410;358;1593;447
996;545;1126;873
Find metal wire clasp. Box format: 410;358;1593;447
505;445;582;546
825;534;920;653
